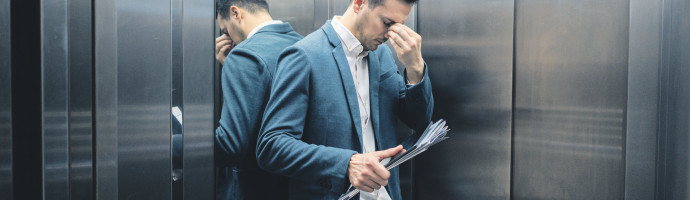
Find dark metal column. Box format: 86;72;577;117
0;0;12;198
625;0;663;199
416;0;515;199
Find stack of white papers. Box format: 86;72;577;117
339;119;450;200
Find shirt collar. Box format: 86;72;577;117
246;20;283;39
331;17;368;57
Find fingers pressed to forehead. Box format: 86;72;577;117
391;26;413;42
388;31;409;50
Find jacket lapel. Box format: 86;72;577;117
324;22;364;151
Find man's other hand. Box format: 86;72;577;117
347;145;404;192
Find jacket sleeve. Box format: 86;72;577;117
256;46;358;194
215;47;272;167
386;49;434;149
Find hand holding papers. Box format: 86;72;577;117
339;119;451;200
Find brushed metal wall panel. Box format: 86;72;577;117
513;0;629;199
116;0;172;199
182;0;215;199
68;0;94;198
95;0;119;199
416;0;515;199
41;0;70;198
266;0;316;36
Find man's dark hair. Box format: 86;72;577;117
216;0;269;19
351;0;419;8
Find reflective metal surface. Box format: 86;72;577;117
0;0;11;198
513;0;629;199
95;0;119;199
415;0;514;199
625;0;662;199
116;0;172;199
68;0;94;199
266;0;315;36
312;0;331;34
41;0;70;198
658;0;690;199
182;0;215;199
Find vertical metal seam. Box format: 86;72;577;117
90;0;97;198
66;0;72;198
510;0;517;199
7;0;13;198
621;0;631;198
40;0;47;197
654;0;666;198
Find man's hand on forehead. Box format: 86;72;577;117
387;23;425;84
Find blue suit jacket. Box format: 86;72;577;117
215;23;302;200
257;21;433;200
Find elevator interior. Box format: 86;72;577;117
2;0;689;199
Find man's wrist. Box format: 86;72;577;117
406;62;425;84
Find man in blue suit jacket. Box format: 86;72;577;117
213;0;302;199
257;0;432;199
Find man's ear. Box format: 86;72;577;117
353;0;368;14
230;6;242;22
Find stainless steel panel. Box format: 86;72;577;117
182;0;215;199
95;0;119;199
312;0;331;33
116;0;172;199
266;0;316;36
0;0;11;198
41;0;70;198
513;0;629;199
625;0;662;199
658;0;690;199
68;0;94;199
332;0;349;17
416;0;514;199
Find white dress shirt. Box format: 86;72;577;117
246;20;283;39
331;17;392;200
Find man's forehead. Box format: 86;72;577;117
372;0;412;23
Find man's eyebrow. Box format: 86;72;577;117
383;16;403;24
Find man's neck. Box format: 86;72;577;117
339;11;359;37
242;13;274;37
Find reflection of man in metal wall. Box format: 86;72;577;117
213;0;302;199
257;0;432;199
